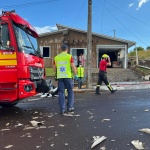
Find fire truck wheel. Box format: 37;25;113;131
1;102;19;108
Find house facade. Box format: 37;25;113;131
37;24;136;69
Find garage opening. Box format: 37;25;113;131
98;50;120;68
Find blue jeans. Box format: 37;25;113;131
78;77;84;89
58;78;74;113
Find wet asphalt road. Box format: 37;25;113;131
0;89;150;150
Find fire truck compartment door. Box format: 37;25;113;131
0;69;17;83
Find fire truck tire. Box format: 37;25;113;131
1;102;19;108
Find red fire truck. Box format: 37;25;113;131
0;10;48;107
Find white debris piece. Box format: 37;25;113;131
101;119;110;122
48;126;54;128
23;126;35;130
91;136;107;149
63;113;80;117
36;146;41;149
65;143;68;146
100;146;106;150
30;120;44;127
6;123;9;126
59;124;65;127
139;128;150;134
131;140;144;150
15;123;23;127
4;145;13;149
32;117;39;120
1;129;10;131
144;109;149;112
89;115;94;119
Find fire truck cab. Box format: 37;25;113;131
0;10;48;107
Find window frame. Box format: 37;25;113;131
40;46;51;58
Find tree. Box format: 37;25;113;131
133;46;144;51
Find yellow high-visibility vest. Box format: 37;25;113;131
54;52;72;79
77;67;84;77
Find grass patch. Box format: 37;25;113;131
134;66;150;76
45;68;55;77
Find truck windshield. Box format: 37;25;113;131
14;24;41;57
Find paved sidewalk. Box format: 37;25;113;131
73;81;150;92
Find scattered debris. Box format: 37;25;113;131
131;140;144;150
144;109;149;112
30;120;44;127
91;136;107;149
23;126;35;130
63;113;80;117
32;117;39;120
101;119;110;122
1;129;10;131
59;124;65;127
36;146;41;149
139;128;150;134
4;145;13;149
100;145;106;150
48;126;54;128
6;123;9;126
15;123;23;128
89;115;94;119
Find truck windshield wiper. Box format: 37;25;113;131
22;45;33;49
29;52;37;56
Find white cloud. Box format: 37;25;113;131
129;3;134;7
34;25;57;34
137;0;149;10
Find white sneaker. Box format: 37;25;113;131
40;93;47;98
47;94;52;97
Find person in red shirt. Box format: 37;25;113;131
95;54;117;94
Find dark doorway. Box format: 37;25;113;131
77;49;84;67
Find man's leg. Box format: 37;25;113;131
58;79;66;114
95;72;102;95
103;73;117;94
64;78;74;112
78;78;81;89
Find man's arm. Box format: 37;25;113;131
53;60;57;72
106;57;111;66
71;63;77;75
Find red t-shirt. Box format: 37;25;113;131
99;59;107;71
54;56;74;65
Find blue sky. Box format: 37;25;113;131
1;0;150;51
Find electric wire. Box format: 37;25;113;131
70;0;87;26
104;0;150;27
0;0;62;9
96;0;148;46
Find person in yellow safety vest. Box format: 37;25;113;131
77;63;84;89
53;44;78;115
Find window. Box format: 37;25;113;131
0;23;10;50
40;46;50;58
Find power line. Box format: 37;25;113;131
1;0;61;9
104;0;150;28
96;0;148;46
70;0;87;26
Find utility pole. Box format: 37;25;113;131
87;0;92;89
113;29;116;38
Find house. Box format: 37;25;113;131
38;24;136;69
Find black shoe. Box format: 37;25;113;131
111;89;117;94
67;107;74;114
60;111;67;115
95;92;101;95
